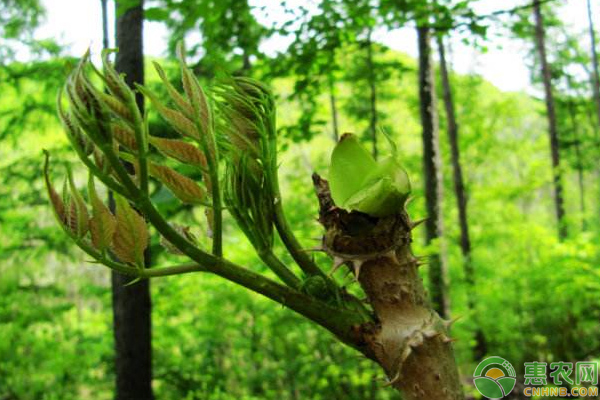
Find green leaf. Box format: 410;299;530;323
329;133;410;217
111;194;148;267
329;133;377;206
66;167;89;237
87;175;116;252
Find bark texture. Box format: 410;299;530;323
111;2;154;399
417;26;450;319
533;0;567;240
313;174;463;400
436;34;487;360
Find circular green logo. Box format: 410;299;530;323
473;356;516;399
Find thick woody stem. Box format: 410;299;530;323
313;174;463;400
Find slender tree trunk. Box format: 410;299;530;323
567;100;587;231
417;25;450;319
366;28;378;160
587;0;600;127
111;1;153;399
328;47;339;142
313;174;463;400
101;0;109;50
436;33;487;359
585;0;600;223
533;0;568;240
328;75;340;142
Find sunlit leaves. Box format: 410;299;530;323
177;43;212;138
42;151;66;227
87;175;116;252
148;163;205;204
111;194;148;267
149;137;207;167
152;61;194;118
66;167;89;237
137;85;199;139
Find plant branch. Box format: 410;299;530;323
258;249;302;289
124;83;149;196
95;139;369;345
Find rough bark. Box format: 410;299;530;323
417;26;450;319
366;29;379;160
313;174;463;400
436;34;487;360
587;0;600;128
111;1;154;399
533;0;568;240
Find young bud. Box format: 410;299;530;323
66;167;90;238
43;151;67;227
88;175;117;252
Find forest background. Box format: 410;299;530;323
1;0;600;399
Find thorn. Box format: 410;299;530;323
414;255;430;267
400;344;413;363
384;250;399;264
408;332;424;348
443;316;462;329
423;328;442;339
399;284;410;295
124;276;143;286
410;217;428;230
441;335;457;344
300;246;325;253
383;370;402;387
310;236;323;242
329;256;345;276
353;259;364;280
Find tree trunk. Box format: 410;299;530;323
567;100;587;231
417;25;450;319
313;173;463;400
111;1;153;399
533;0;568;240
328;47;339;142
587;0;600;128
366;28;378;160
436;33;487;359
328;75;340;142
101;0;109;50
